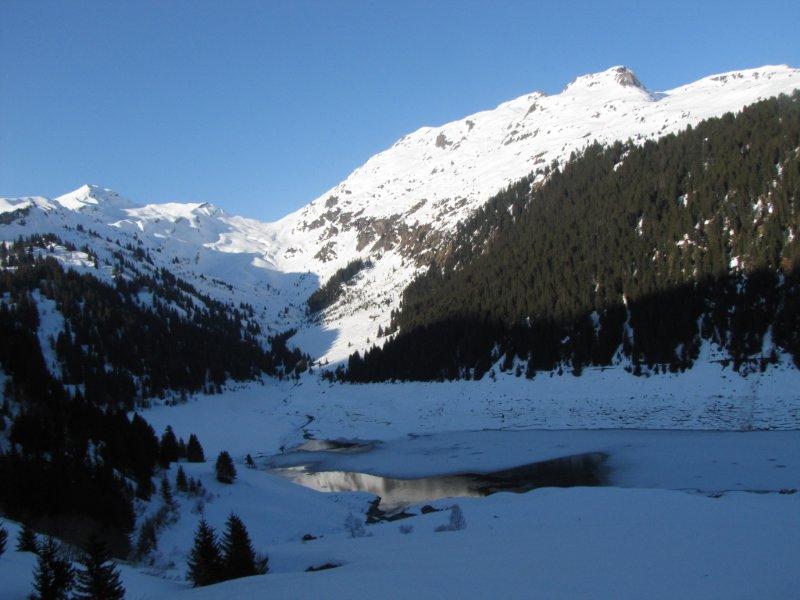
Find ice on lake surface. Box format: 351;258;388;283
272;452;607;511
267;429;800;509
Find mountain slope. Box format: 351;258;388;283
344;93;800;381
2;65;799;362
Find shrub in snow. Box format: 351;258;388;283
398;524;414;535
435;505;467;532
192;498;206;515
344;513;367;538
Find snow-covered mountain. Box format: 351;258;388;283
2;65;799;362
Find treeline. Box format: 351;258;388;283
342;92;800;381
0;235;309;405
307;258;370;313
0;296;207;553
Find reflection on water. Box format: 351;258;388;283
272;452;607;511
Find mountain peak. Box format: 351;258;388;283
563;66;650;97
54;184;132;211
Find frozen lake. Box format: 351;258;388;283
268;429;800;508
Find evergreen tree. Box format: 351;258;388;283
176;465;188;493
17;522;38;553
186;519;222;587
215;451;236;484
73;535;125;600
245;454;255;469
0;524;7;556
133;519;157;561
177;438;187;459
186;434;205;463
29;537;73;600
220;513;260;580
158;426;179;467
160;474;176;511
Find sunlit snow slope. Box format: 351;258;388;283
2;65;798;362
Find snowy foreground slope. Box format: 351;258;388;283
2;65;799;361
3;368;799;599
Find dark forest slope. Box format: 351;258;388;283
344;92;800;381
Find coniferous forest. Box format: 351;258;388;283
307;258;370;313
344;92;800;381
0;236;309;554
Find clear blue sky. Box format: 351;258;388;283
2;0;798;220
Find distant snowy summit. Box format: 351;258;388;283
3;65;799;362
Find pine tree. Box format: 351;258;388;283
220;514;259;580
176;465;188;493
0;524;7;556
215;451;236;484
17;522;38;553
245;454;255;469
29;537;73;600
73;535;125;600
186;434;205;463
186;519;222;587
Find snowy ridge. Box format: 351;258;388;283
2;65;799;362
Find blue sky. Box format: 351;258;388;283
1;0;798;221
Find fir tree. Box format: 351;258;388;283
177;438;187;459
186;434;205;463
215;451;236;484
0;524;7;557
158;426;179;467
17;522;38;553
220;514;259;580
134;519;157;561
160;474;177;512
29;537;73;600
73;535;125;600
176;465;188;493
245;454;255;469
186;519;222;587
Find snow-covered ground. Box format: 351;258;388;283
142;356;800;461
88;361;800;599
2;363;798;598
